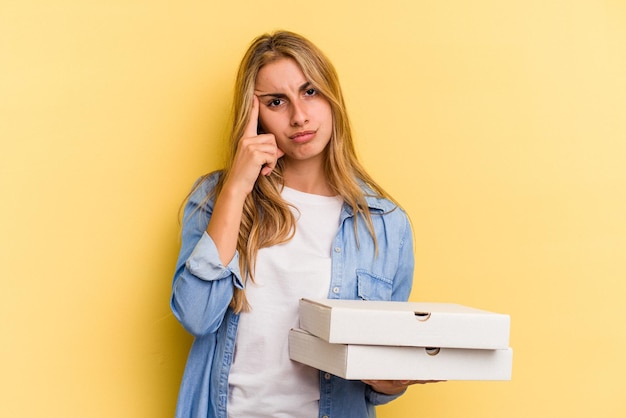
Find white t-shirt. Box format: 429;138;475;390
227;187;343;418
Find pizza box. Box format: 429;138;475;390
298;298;510;349
289;328;513;381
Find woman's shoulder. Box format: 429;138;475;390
358;182;405;215
360;194;409;235
365;195;409;228
192;170;222;190
187;170;223;204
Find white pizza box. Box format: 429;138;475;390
299;298;510;349
289;328;513;381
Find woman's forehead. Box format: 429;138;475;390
254;58;308;93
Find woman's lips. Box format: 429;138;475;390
289;130;316;143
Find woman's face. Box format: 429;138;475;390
254;58;333;168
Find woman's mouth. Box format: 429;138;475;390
289;130;316;143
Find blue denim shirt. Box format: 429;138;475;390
171;173;415;418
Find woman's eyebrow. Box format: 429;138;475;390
255;81;312;98
298;81;312;91
257;92;286;99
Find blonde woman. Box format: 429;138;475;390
172;31;422;418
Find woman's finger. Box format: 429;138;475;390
243;95;260;138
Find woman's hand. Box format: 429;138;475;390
225;95;285;197
206;95;284;266
362;379;444;395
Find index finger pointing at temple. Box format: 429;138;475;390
244;95;260;138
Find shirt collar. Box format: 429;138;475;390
340;183;398;218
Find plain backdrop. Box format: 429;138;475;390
2;1;625;417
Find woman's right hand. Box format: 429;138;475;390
206;96;284;266
225;95;285;197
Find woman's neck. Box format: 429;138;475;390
282;159;334;196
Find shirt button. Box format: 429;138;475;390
324;373;331;380
332;287;340;294
334;247;341;253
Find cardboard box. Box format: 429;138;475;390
299;298;510;349
289;328;513;381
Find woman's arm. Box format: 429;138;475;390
391;212;415;301
171;96;284;337
207;95;284;265
170;175;243;337
364;212;444;397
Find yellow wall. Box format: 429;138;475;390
2;1;625;417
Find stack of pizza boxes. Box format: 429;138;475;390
289;298;512;381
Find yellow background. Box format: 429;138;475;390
2;1;625;417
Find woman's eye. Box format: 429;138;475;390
305;88;317;96
268;99;283;107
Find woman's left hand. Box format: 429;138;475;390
362;379;444;395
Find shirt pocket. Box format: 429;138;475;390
356;269;393;301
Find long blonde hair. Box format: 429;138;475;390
192;31;396;312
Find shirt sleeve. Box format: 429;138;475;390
391;210;415;301
170;174;245;337
365;385;406;406
365;211;414;405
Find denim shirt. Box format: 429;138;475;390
171;173;415;418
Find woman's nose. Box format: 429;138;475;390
290;101;309;127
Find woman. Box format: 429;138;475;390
171;30;420;418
